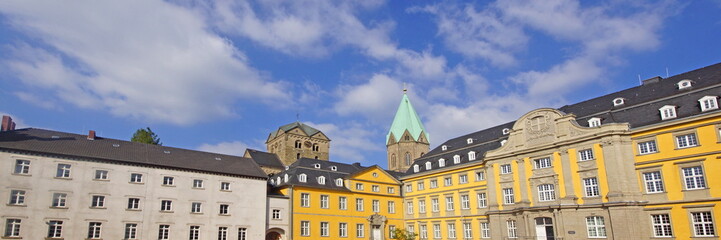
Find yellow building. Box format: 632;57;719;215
270;158;405;240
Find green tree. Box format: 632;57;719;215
391;228;417;240
131;127;162;145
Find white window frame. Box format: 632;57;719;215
503;188;514;205
588;117;602;127
9;190;25;205
659;105;677;120
220;182;230;191
356;183;363;190
127;198;140;210
419;224;428;239
158;225;170;240
298;174;307;183
130;173;142;183
438;159;446;167
413;165;419;173
586;216;607;238
335;178;343;187
676;133;698;149
356;224;364;238
477;192;487;208
453;155;461;164
372;200;380;213
506;220;517;238
5;219;21;237
613;97;625;106
699;96;719;112
356;198;364;211
317;176;325;185
460;195;470;209
193;179;204;188
467;138;473;144
678;79;692;89
447;223;456;239
578;149;594;161
48;220;63;238
441;145;447;151
56;164;71;178
339;223;348;237
537;184;556;201
406;201;414;214
534;157;552;169
463;222;472;239
219;204;229;215
162;176;174;186
320;222;329;237
418;200;426;213
430;179;438;188
481;222;490;238
91;195;105;208
160;200;172;211
475;171;485;181
643;171;665;193
431;198;439;212
500;164;512;174
88;222;102;239
300;193;310;207
125;223;138;240
433;224;441;239
52;193;67;208
444;177;452;186
638;140;658;154
691;211;715;237
468;151;476;161
417;182;424;190
388;201;395;213
682;166;706;190
425;161;432;170
583;178;600;197
459;175;468;184
272;209;281;219
651;214;673;237
300;221;310;236
339;196;347;210
445;196;454;211
14;160;30;175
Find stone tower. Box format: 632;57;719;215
386;91;430;172
266;122;330;166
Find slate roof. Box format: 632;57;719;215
387;93;429;143
270;158;402;190
408;62;721;175
245;148;284;169
269;122;323;139
0;128;268;179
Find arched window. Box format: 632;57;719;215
298;174;307;183
314;156;318;159
270;179;275;185
405;135;410;141
438;158;446;167
312;143;319;151
413;165;419;173
295;140;301;149
317;176;326;185
405;152;411;165
468;151;476;161
296;153;301;159
453;155;461;164
391;154;397;168
284;174;289;182
335;178;343;187
276;176;281;184
425;162;432;170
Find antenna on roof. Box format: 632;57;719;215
666;67;669;78
638;74;642;85
296;113;299;122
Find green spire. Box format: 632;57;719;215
386;92;429;144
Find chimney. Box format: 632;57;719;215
1;115;15;131
352;162;362;168
642;76;662;85
87;130;96;140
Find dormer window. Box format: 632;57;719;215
425;162;432;170
284;174;289;182
699;96;719;112
270;179;275;185
314;163;321;169
438;158;446;167
453;155;461;164
317;176;326;185
613;97;625;106
467;138;473;144
678;79;693;90
413;165;419;173
441;145;447;151
276;177;281;184
468;151;476;161
588;117;601;127
659;105;677;120
298;174;307;183
335;178;343;187
501;140;507;146
502;128;510;135
330;166;337;171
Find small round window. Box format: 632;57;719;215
372;173;378;178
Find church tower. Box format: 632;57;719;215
386;90;430;172
266;122;331;166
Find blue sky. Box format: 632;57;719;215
1;0;720;168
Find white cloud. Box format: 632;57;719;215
333;74;403;122
14;91;61;110
309;122;384;164
197;141;254;156
0;0;289;125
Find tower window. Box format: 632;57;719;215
295;140;301;149
312;143;319;152
405;153;411;165
405;135;410;141
391;154;397;168
296;153;301;159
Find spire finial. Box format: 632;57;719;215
403;82;407;93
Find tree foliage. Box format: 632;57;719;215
391;228;417;240
131;127;162;145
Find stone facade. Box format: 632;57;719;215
266;122;330;166
387;130;429;172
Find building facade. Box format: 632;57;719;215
266;122;331;166
0;128;268;240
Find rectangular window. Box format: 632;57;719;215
419;225;428;239
91;195;105;208
372;185;380;192
638;140;658;154
481;222;490;238
533;157;552;169
506;220;517;238
459;174;468;184
339;223;348;237
9;190;25;205
676;133;698;148
447;223;456;239
94;170;108;180
158;225;170;240
14;160;30;174
500;164;512;174
444;177;452;186
583;178;600;197
586;216;607;238
445;196;454;211
56;164;71;178
188;225;200;240
578;149;594;161
52;193;67;207
220;182;230;191
389;225;396;239
417;182;425;190
47;220;63;238
219;204;229;215
463;222;472;239
372;200;380;213
388;201;396;213
431;198;439;212
433;224;441;239
300;221;310;236
356;224;364;238
320;222;329;237
405;185;412;193
5;219;21;237
218;226;228;240
418;200;426;213
130;173;143;183
643;171;665;193
128;198;140;210
407;225;415;235
460;195;470;209
406;201;414;214
320;195;329;209
356;198;364;211
538;184;555;201
692;212;716;237
477;193;487;208
190;202;203;213
162;176;174;186
475;171;485;181
161;200;172;211
430;179;438;188
651;214;673;237
272;209;281;219
683;166;706;190
387;187;395;194
339;196;347;210
193;179;204;188
301;193;310;207
503;188;514;205
355;183;364;190
238;228;247;240
125;223;138;239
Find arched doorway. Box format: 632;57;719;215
535;217;554;240
265;228;285;240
